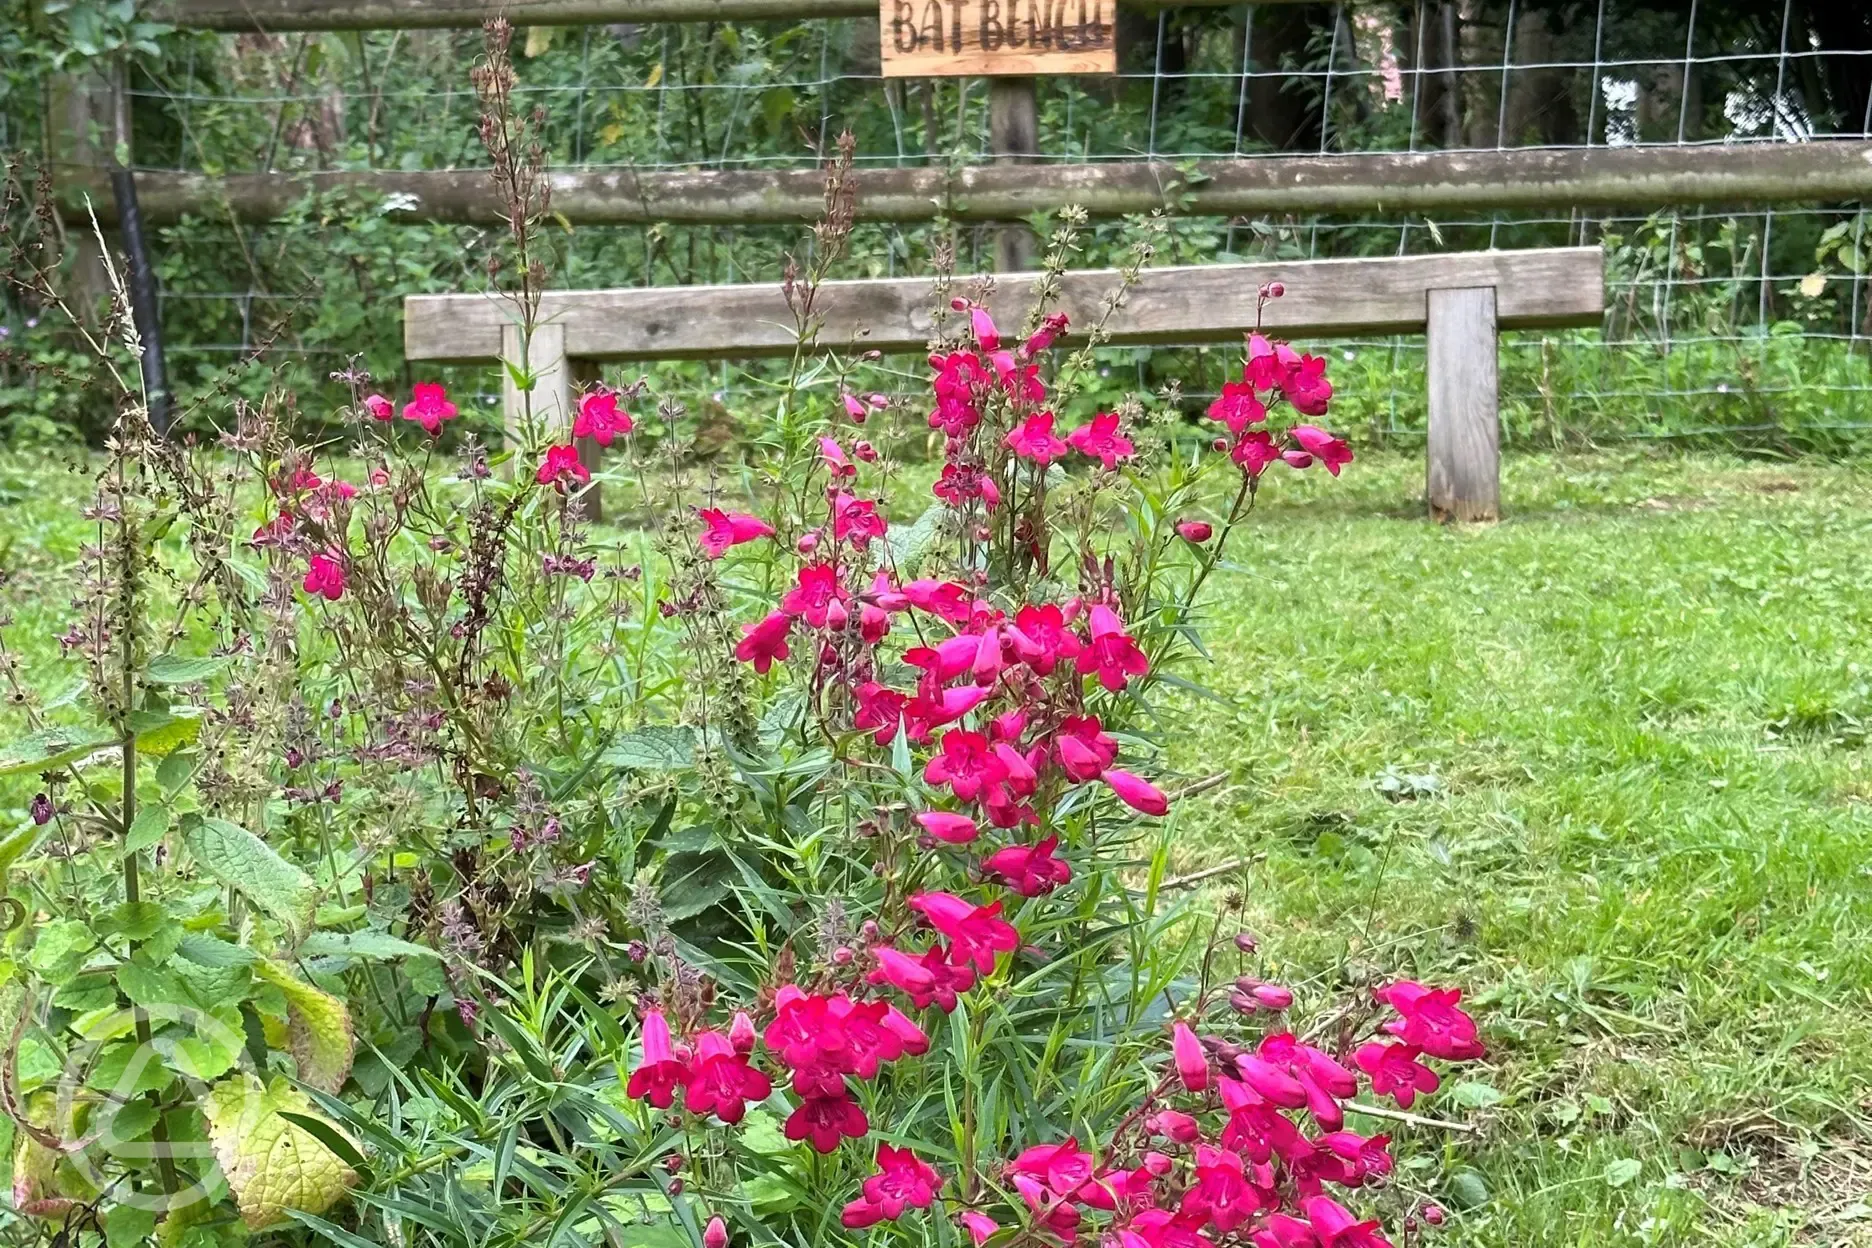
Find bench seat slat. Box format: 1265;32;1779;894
404;247;1604;364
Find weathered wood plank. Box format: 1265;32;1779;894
405;248;1603;364
153;0;1262;31
499;322;573;450
880;0;1117;77
71;142;1872;228
1426;286;1500;523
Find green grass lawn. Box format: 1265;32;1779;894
1164;451;1872;1247
1;447;1866;1245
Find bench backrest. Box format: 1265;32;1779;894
404;247;1604;364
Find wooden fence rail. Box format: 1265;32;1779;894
404;247;1607;522
152;0;1270;30
60;142;1872;230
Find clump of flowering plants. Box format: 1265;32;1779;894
0;30;1486;1248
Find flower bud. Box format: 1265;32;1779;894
860;919;881;941
833;946;855;966
728;1011;756;1054
1176;520;1213;544
1421;1204;1446;1226
1143;1150;1175;1176
1229;990;1257;1015
1149;1110;1201;1143
1251;983;1294;1010
1268;281;1285;298
1233;931;1259;954
664;1153;685;1172
797;532;820;555
668;1178;684;1197
854;441;878;462
703;1217;729;1248
1211;437;1229;452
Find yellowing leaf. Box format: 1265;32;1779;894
523;26;554;57
1800;271;1827;299
598;122;626;146
644;62;664;89
254;961;354;1094
202;1076;358;1230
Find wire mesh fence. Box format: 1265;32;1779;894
5;1;1872;448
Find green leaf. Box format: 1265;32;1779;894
183;818;316;937
131;712;201;757
105;1203;157;1248
176;932;259;969
102;900;169;942
1445;1167;1490;1210
297;931;438;962
602;726;696;771
0;726;115;776
0;821;46;876
1449;1080;1503;1109
278;1111;372;1181
144;655;229;685
117;962;191;1011
202;1075;359;1229
254;961;354;1094
1604;1158;1643;1188
658;850;733;921
125;807;172;853
27;919;96;984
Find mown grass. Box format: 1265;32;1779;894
1162;451;1872;1247
1;447;1867;1245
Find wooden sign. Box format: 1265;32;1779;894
880;0;1116;77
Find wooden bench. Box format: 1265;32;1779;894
404;247;1604;521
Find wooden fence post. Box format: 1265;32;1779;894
42;70;115;320
500;322;572;470
988;78;1037;271
1425;286;1500;522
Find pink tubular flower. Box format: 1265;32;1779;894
1177;520;1214;543
1077;604;1149;692
1289;424;1354;476
362;393;393;421
1181;1144;1263;1234
780;563;850;628
1375;982;1484;1060
1100;770;1160;819
702;1217;728;1248
909;892;1019;975
302;554;346;601
969;305;1001;353
868;945;939;997
1149;1110;1201;1143
924;731;1008;803
833;492;887;548
536;444;590;492
683;1030;772;1124
401;382;458;435
1231;430;1280;476
1354;1041;1440;1109
1244;334;1282;392
957;1211;1000;1247
981;835;1071;897
1007;1138;1095;1198
1207;380;1268;433
1013;603;1083;675
1054;715;1118;782
902;944;976;1012
1005;410;1070;466
784;1093;869;1154
1066;411;1135;470
904;579;973;623
916;810;980;845
1301;1196;1394;1248
573;389;634;446
1021;312;1069;358
1284;354;1335;417
625;1009;687;1109
734;611;792;674
697;508;775;558
1172;1021;1210;1091
855;1143;944;1221
819;436;857;478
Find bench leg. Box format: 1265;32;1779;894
571;358;602;523
1426;286;1501;523
500;323;572;465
